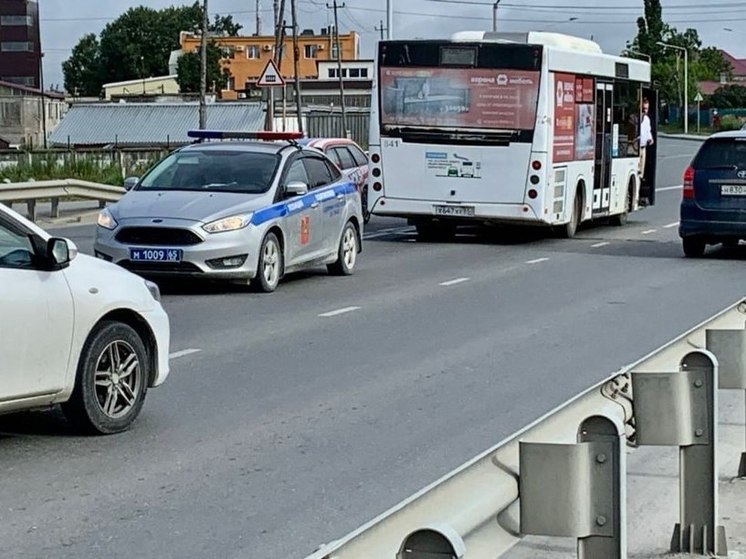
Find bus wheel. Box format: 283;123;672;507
557;190;582;239
610;180;633;226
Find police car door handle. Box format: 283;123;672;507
310;202;320;208
336;194;344;200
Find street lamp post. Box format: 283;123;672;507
540;17;578;32
657;41;689;134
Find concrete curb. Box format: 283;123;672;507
659;132;708;142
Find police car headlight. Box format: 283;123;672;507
202;213;253;233
97;207;118;230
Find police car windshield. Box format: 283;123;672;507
138;150;280;193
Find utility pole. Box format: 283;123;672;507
256;0;262;35
386;0;393;39
273;0;279;29
199;0;209;129
375;20;387;41
290;0;303;134
265;0;286;131
327;0;348;135
492;0;500;32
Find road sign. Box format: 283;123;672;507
694;92;704;103
257;59;285;87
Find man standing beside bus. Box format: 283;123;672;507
639;97;654;185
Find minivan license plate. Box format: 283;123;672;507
721;184;746;196
433;205;475;217
129;248;183;262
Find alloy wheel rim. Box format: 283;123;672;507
263;240;279;285
95;340;141;419
342;228;356;269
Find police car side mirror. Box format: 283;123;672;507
123;176;139;191
285;181;309;197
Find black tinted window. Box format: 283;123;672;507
333;147;356;170
325;159;342;181
303;157;334;188
285;158;310;185
693;138;746;170
348;145;368;166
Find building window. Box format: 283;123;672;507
360;68;368;78
246;45;260;59
1;42;34;52
328;68;336;78
349;68;360;78
1;15;34;26
304;44;318;59
3;76;35;86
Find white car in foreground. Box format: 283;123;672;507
0;203;170;434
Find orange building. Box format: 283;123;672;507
179;28;360;94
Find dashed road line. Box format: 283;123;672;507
641;229;657;235
525;258;549;264
170;349;202;359
439;277;471;287
664;222;679;229
591;242;610;248
318;306;361;318
658;185;683;192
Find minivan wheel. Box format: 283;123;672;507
682;237;706;258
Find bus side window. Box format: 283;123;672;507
613;81;641;158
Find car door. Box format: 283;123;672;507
281;156;324;266
303;155;348;256
0;214;74;402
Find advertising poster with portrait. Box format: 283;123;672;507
379;67;541;131
553;73;576;162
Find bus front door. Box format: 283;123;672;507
639;87;658;206
593;82;613;216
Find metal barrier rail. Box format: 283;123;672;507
0;179;125;221
306;298;746;559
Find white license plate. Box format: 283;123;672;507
721;184;746;196
433;205;475;217
129;248;183;262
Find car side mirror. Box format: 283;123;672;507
46;237;77;269
123;176;140;191
285;181;309;197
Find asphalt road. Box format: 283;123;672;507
2;138;744;559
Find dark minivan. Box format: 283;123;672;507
679;131;746;257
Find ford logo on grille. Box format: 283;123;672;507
738;170;746;179
152;219;163;223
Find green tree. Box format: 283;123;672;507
61;33;102;97
176;43;230;93
709;85;746;109
61;2;242;94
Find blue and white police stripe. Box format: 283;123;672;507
251;182;357;226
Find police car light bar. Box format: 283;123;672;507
187;130;305;141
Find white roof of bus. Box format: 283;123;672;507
450;31;603;54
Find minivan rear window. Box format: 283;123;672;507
693;137;746;170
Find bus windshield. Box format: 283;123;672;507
378;41;543;132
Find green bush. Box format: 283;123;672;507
717;115;744;131
0;155;158;186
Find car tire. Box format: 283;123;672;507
253;232;283;292
328;221;359;276
62;321;149;435
416;221;456;242
683;237;706;258
722;239;739;249
610;181;633;227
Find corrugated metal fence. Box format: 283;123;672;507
307;110;370;149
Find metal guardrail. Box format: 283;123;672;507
306;298;746;559
0;179;125;221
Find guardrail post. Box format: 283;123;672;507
50;197;60;218
26;199;36;221
519;414;625;558
705;327;746;478
631;350;727;556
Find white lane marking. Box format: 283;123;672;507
664;222;679;229
525;257;549;264
439;277;470;287
661;154;695;160
318;306;361;318
169;349;202;359
591;242;610;248
363;227;413;239
641;229;657;235
658;185;683;192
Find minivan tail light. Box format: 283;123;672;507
683;166;695;199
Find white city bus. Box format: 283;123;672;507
367;31;658;239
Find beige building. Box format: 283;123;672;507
102;75;180;100
0;80;67;148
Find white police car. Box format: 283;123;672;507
94;131;363;292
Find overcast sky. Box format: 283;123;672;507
39;0;746;89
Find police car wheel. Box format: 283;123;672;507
328;222;358;276
253;232;283;292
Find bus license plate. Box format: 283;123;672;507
721;184;746;196
433;205;475;217
129;248;183;262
